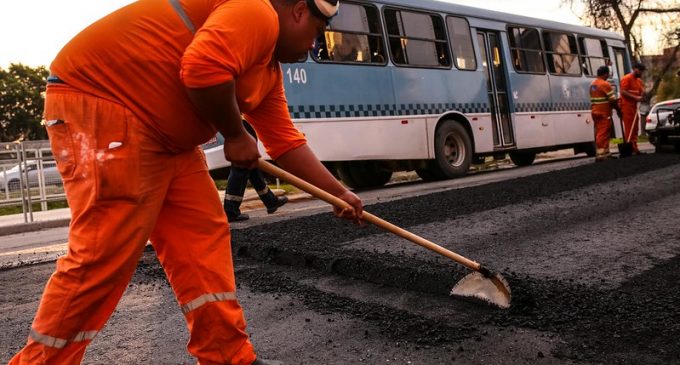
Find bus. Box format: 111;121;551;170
203;0;632;188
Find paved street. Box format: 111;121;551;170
4;145;679;365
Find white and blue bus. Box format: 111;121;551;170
204;0;631;188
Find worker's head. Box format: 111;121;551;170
273;0;339;63
633;62;646;78
596;65;610;79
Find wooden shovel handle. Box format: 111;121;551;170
258;159;482;272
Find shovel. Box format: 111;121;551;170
258;159;511;309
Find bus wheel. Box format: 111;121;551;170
509;151;536;166
426;121;472;179
8;179;20;191
337;161;392;189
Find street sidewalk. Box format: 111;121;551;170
0;188;310;236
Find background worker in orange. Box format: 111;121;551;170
9;1;361;365
619;62;647;155
589;65;622;162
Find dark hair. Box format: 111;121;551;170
633;62;647;71
596;66;610;76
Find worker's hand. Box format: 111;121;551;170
224;132;260;170
333;190;364;225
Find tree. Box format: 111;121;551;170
656;69;680;101
564;0;680;61
0;64;49;142
646;29;680;103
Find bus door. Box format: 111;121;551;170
611;47;630;82
610;46;631;137
477;30;514;148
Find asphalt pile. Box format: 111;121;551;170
128;152;680;363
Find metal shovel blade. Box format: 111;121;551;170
450;271;512;309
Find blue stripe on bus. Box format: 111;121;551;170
287;102;589;118
287;103;490;118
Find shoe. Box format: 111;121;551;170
251;359;283;365
227;213;249;222
633;151;647;155
266;196;288;214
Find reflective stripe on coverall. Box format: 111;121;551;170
9;84;255;365
590;78;616;156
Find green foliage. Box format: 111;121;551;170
0;64;49;142
656;74;680;102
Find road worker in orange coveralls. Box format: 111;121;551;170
619;63;647;155
589;65;622;162
9;1;359;365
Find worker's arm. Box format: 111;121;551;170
621;89;643;102
186;81;260;169
179;1;280;169
245;80;363;223
276;144;363;224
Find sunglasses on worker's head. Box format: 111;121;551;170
306;0;339;25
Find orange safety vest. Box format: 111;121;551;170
590;78;616;115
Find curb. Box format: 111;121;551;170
0;218;71;236
0;191;312;236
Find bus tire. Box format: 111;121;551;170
509;151;536;166
8;179;20;192
426;120;472;179
337;161;392;189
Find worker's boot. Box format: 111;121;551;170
224;199;249;222
260;189;288;214
251;359;284;365
227;212;249;222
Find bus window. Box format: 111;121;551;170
446;16;476;70
312;2;386;65
614;47;629;78
507;27;545;74
543;31;581;75
579;37;610;77
384;8;451;68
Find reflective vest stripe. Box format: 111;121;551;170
591;101;610;105
30;328;98;349
590;97;608;103
181;292;237;314
169;0;196;34
225;194;244;202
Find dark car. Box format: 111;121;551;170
645;99;680;153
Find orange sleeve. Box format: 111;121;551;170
180;0;279;88
600;82;616;101
620;75;631;92
244;79;307;160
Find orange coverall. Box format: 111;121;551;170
590;78;617;156
10;0;306;364
619;73;645;153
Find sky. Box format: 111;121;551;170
0;0;663;68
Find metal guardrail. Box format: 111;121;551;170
0;141;65;223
